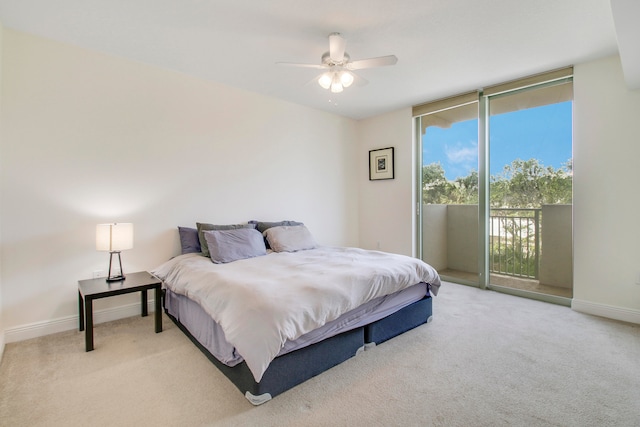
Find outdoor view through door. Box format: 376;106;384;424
417;69;573;302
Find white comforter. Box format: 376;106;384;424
152;246;441;382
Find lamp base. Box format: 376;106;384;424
106;251;126;282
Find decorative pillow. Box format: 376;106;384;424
263;225;318;253
196;222;257;258
178;226;201;254
255;220;304;233
254;220;304;249
204;228;267;264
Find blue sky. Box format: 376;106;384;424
422;101;573;180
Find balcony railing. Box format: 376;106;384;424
489;208;540;279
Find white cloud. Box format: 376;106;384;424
445;141;478;164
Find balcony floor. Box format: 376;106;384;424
439;269;573;299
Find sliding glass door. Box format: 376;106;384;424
486;80;573;299
418;97;480;286
416;68;573;303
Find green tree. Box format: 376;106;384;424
422;163;479;205
451;170;479;204
423;158;571;208
422;163;450;204
490;158;572;208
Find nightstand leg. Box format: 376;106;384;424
78;291;85;331
141;290;148;317
85;298;94;352
154;285;162;333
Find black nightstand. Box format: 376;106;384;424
78;271;162;351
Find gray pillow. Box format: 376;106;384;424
263;225;318;253
196;222;257;258
204;228;267;264
255;220;303;233
178;226;201;254
255;220;303;249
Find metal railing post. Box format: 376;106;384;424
534;209;540;280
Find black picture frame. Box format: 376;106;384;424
369;147;394;180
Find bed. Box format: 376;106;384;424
152;221;441;405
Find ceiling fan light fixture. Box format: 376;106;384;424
318;72;332;89
340;70;354;88
331;81;344;93
319;70;354;92
330;72;344;93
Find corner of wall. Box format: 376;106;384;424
0;21;5;362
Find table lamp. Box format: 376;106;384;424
96;223;133;282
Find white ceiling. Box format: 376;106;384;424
0;0;632;120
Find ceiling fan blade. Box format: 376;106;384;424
347;55;398;70
276;62;327;70
329;32;346;62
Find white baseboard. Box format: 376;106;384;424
4;300;159;344
572;299;640;324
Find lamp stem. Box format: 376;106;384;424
106;251;125;282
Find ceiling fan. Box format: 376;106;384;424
277;32;398;93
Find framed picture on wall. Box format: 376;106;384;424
369;147;394;180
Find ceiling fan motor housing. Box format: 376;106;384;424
322;51;350;67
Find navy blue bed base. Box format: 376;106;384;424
365;296;433;344
165;294;433;404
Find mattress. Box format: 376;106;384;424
164;282;429;367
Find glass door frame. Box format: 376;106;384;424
478;94;490;290
414;115;424;260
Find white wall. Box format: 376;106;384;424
572;55;640;322
0;29;359;340
357;108;415;256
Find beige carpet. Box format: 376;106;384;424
1;282;639;426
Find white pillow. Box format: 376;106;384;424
263;225;318;252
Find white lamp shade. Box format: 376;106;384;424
96;223;134;251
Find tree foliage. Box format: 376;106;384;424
422;158;572;208
422;162;479;205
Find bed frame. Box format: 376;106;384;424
164;292;433;405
